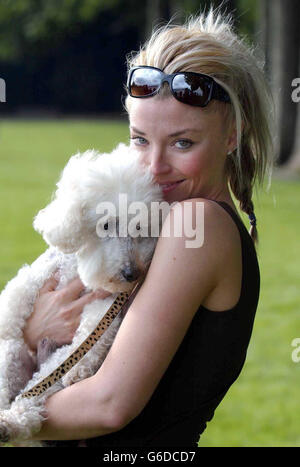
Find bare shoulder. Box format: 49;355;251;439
177;196;240;231
172;197;243;311
141;197;241;310
166;197;241;263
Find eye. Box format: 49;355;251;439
130;136;148;146
175;139;193;149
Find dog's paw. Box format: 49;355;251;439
37;337;58;370
0;412;17;444
0;423;10;443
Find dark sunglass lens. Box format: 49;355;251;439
130;68;162;97
172;74;212;106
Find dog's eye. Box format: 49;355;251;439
103;223;109;230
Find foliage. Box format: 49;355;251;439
0;0;259;62
237;0;259;39
0;0;120;61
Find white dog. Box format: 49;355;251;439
0;143;163;445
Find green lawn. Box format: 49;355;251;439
0;119;299;447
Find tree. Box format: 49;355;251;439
144;0;238;40
0;0;120;61
289;72;300;172
259;0;300;167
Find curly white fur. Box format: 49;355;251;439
0;143;163;445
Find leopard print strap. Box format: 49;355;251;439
21;289;133;398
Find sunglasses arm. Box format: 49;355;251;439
211;82;231;103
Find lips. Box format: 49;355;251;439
158;179;185;194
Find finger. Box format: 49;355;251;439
94;288;112;300
73;289;111;311
61;277;86;301
39;276;59;294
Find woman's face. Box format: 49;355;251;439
128;96;236;203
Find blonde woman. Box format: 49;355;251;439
24;10;274;446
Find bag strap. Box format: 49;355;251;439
21;287;136;399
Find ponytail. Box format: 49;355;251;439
226;143;259;245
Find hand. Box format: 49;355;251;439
23;276;111;351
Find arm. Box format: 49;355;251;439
31;199;234;441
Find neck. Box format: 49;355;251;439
202;182;237;212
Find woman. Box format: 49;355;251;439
24;10;274;446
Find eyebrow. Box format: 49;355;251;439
130;126;146;135
168;129;199;137
130;126;199;137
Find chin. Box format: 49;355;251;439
163;182;193;203
164;190;187;203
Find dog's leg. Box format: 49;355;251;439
36;338;58;371
0;337;57;409
0;340;37;408
14;344;37;396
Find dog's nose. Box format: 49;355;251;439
121;266;140;282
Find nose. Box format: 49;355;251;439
121;265;140;282
143;147;171;177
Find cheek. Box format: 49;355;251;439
178;151;209;178
182;138;227;178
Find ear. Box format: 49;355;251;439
33;198;88;253
226;114;245;155
34;150;99;253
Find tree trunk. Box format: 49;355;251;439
267;0;300;166
145;0;174;39
257;0;271;75
288;57;300;172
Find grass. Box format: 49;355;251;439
0;118;299;447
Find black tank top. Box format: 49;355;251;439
55;201;260;448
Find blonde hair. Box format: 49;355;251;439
125;9;275;244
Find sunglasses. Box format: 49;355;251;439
127;66;230;107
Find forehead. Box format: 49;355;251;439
128;96;225;134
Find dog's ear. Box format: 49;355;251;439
33;198;87;253
34;150;99;253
